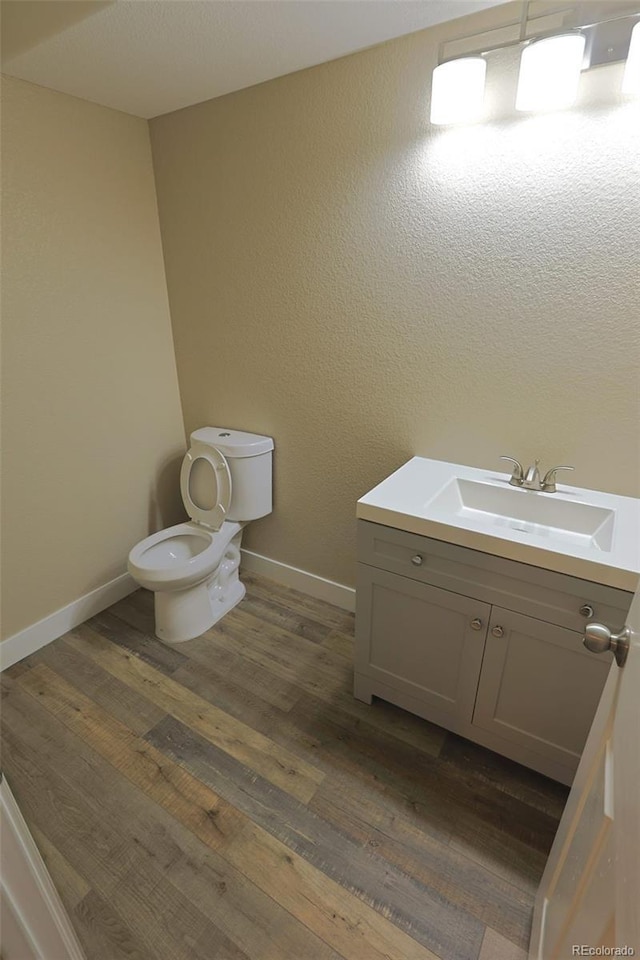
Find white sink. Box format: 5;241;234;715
356;457;640;591
426;478;615;552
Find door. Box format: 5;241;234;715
529;580;640;958
355;565;490;729
474;608;611;783
0;774;85;959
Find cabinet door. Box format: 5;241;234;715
355;565;490;728
473;608;611;775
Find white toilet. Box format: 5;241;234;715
128;426;273;643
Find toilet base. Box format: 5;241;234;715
154;532;245;643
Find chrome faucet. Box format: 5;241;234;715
500;457;574;493
523;459;542;490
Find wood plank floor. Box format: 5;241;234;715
1;573;569;960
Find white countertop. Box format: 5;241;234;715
357;457;640;592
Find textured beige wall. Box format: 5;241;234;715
150;9;640;589
1;75;186;640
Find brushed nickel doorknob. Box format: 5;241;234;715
411;555;423;566
470;618;483;631
491;625;505;638
583;622;630;668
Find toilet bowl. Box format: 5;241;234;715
128;427;273;643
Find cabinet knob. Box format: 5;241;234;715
491;625;505;638
470;618;483;631
411;555;423;566
579;604;594;619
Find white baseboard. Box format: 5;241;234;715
241;550;355;613
0;573;137;672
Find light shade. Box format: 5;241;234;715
430;57;487;125
516;34;586;112
622;21;640;96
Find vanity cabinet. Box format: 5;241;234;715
355;520;632;784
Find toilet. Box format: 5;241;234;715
128;426;273;643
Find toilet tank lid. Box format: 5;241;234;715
190;426;274;458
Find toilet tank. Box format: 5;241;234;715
190;427;273;522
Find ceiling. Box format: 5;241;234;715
1;0;506;118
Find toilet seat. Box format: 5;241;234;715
128;520;243;592
180;444;231;530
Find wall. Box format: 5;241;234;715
149;7;640;589
1;75;186;641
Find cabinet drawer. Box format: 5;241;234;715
358;520;632;633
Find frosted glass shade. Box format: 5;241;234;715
430;57;487;125
516;34;586;112
622;21;640;96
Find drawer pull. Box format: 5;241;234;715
580;604;594;619
491;625;505;638
470;618;483;631
411;555;423;566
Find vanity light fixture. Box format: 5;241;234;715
515;33;586;112
430;56;487;125
622;21;640;96
430;6;640;126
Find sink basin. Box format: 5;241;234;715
426;478;615;552
357;457;640;591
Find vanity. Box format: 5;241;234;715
355;458;640;785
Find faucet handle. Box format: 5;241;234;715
500;456;524;486
542;465;575;493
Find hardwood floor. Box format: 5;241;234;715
1;573;568;960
